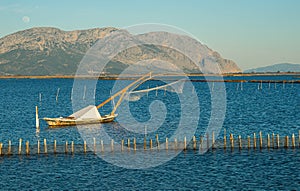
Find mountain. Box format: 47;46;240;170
244;63;300;73
0;27;241;75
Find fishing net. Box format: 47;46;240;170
124;79;185;102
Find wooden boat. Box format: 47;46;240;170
43;115;117;126
43;73;152;127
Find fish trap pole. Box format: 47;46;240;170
35;106;39;129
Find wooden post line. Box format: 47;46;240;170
0;133;298;156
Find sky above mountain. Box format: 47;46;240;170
0;0;300;70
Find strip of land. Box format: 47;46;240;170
0;72;299;80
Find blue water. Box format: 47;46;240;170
0;75;299;190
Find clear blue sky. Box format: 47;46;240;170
1;0;300;70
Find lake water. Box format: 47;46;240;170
0;75;299;190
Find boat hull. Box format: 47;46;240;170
43;115;116;127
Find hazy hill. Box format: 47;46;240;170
244;63;300;73
0;27;241;75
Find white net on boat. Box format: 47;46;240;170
69;105;101;119
125;79;185;101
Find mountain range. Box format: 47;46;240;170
244;63;300;73
0;27;241;76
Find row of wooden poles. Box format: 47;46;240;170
0;131;299;155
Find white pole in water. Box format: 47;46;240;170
35;106;39;129
282;81;285;89
212;82;214;91
83;85;86;100
71;88;73;101
93;88;96;100
260;81;263;90
240;81;243;91
39;93;42;102
268;81;271;89
56;88;60;102
236;83;239;91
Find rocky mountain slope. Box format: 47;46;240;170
0;27;241;75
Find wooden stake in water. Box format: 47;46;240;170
230;134;234;150
272;133;275;149
83;141;87;153
93;138;96;154
207;133;210;151
111;139;114;152
133;138;136;151
200;136;203;150
65;141;68;154
121;139;124;152
36;106;39;129
238;135;242;150
184;136;187;151
292;134;295;149
276;134;280;148
56;88;60;102
267;134;270;149
127;138;130;150
19;138;22;155
71;88;73;101
39;93;42;102
83;85;86;100
224;129;227;150
253;133;257;149
150;139;153;150
166;137;168;150
44;139;47;154
0;143;2;155
26;141;29;155
193;136;196;150
101;140;104;152
247;136;250;149
174;138;177;150
284;136;289;148
37;140;40;154
71;141;74;154
144;137;146;150
8;140;11;155
259;131;263;149
93;88;96;100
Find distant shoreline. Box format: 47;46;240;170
0;72;299;79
